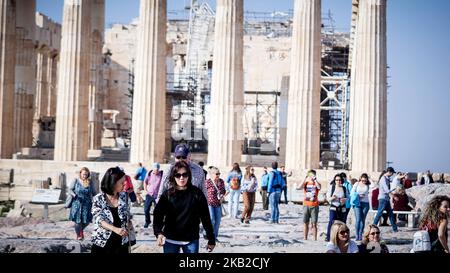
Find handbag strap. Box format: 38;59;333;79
211;179;220;194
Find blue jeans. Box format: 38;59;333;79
228;189;240;218
144;195;156;224
373;198;398;231
163;239;199;253
326;207;346;241
269;192;281;222
354;202;370;240
208;205;221;239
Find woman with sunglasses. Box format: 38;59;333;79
326;221;359;253
358;224;389;253
205;166;226;240
240;166;258;224
153;161;215;253
325;174;350;242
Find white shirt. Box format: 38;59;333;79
354;182;370;203
326;240;359;253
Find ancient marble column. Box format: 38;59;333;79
285;0;321;171
47;53;58;117
0;0;16;158
349;0;387;172
13;0;36;153
32;46;50;143
129;0;167;163
54;0;91;161
207;0;244;168
88;0;104;157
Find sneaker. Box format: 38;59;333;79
244;220;250;224
144;223;150;228
240;218;244;223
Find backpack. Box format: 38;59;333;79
412;230;431;252
230;176;240;190
271;171;282;189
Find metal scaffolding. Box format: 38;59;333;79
164;5;352;163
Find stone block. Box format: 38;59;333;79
0;169;13;185
0;186;10;201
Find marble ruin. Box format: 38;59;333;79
4;0;448;205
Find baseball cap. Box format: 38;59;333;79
174;144;190;157
152;162;160;170
386;167;396;173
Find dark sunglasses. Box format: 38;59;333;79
216;173;221;175
370;231;381;235
176;156;187;160
339;230;349;235
174;172;189;178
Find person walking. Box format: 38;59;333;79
91;167;133;254
157;144;207;201
205;166;226;240
225;163;243;219
326;174;350;242
340;172;353;223
267;162;284;224
260;167;270;210
143;163;163;228
133;162;147;204
153;161;215;253
240;166;258;224
351;173;371;241
279;166;292;204
372;167;399;232
68;167;97;240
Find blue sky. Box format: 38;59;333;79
37;0;450;173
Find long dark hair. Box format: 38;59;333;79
419;195;450;230
101;167;125;195
230;162;241;174
360;173;371;185
331;174;342;186
168;161;192;195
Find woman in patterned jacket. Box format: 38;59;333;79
91;167;133;254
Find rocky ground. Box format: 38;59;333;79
0;202;421;253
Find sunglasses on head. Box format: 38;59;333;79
176;156;187;160
339;230;349;235
370;231;380;235
174;172;189;178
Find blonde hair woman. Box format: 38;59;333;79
358;224;389;253
326;221;359;253
68;167;97;240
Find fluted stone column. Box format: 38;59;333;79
32;47;50;143
207;0;244;168
349;0;387;172
13;0;36;153
130;0;167;163
0;0;16;158
88;0;104;156
285;0;321;171
47;53;58;117
54;0;91;161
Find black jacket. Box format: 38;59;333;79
153;185;215;246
